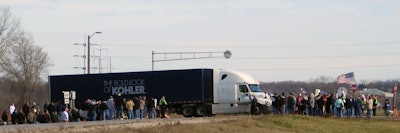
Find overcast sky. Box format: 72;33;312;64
1;0;400;82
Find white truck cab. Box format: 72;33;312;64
212;69;272;115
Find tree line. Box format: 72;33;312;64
260;78;399;95
0;8;52;110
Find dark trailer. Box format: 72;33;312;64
49;69;214;107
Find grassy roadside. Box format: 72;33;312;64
118;115;400;133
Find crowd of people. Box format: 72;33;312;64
1;95;170;125
1;92;393;125
271;92;390;118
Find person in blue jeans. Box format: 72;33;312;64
106;96;115;120
344;96;352;118
133;96;140;119
99;101;108;120
125;98;134;119
384;99;390;116
367;96;374;118
354;97;362;118
147;97;156;118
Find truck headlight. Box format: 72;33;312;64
266;101;272;106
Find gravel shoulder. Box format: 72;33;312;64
1;115;243;133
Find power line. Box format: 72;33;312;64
51;63;400;73
102;52;399;60
110;56;150;59
100;41;400;48
233;53;400;60
39;41;400;48
238;64;400;71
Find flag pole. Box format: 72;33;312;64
394;83;397;108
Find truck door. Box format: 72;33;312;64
236;84;250;112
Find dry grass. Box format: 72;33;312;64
110;115;400;133
9;113;400;133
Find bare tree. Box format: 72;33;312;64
0;8;23;49
308;75;335;83
0;8;52;104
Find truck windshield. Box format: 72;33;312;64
249;84;262;92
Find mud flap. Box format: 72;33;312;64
261;104;273;114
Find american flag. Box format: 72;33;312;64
300;88;307;93
337;72;356;84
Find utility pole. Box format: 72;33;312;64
87;31;102;74
73;42;86;74
99;45;102;73
109;57;112;73
95;45;107;73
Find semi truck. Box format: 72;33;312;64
49;68;272;117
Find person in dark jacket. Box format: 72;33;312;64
354;97;362;118
384;99;390;116
316;93;323;116
287;93;296;114
15;107;25;124
280;93;287;114
345;96;352;118
40;109;51;123
99;101;109;120
47;102;56;115
326;93;333;115
2;110;8;125
22;102;30;118
300;98;308;115
115;95;125;119
70;109;80;122
88;100;97;121
133;96;140;119
250;95;258;115
147;97;156;118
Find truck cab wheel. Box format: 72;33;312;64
194;105;207;117
252;104;262;115
182;106;194;117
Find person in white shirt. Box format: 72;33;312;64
10;102;16;115
61;108;69;122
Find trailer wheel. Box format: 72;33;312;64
194;105;207;117
182;106;194;117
